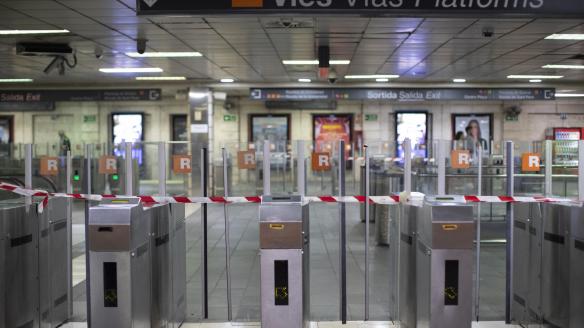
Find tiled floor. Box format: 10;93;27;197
70;202;508;323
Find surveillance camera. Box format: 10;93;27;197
482;27;494;38
328;69;338;84
94;46;104;59
280;18;294;28
137;39;148;55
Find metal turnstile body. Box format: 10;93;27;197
512;203;543;324
149;203;187;328
416;202;474;328
0;201;40;328
260;196;309;328
541;203;570;328
570;205;584;327
88;199;151;328
398;204;418;328
1;198;70;328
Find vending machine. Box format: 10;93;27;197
552;128;581;166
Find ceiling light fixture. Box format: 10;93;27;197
282;59;351;65
126;52;202;58
100;67;163;73
220;78;235;83
345;74;399;79
376;78;389;82
0;29;69;35
545;34;584;40
542;64;584;69
529;79;542;83
189;91;207;99
453;78;467;83
298;78;312;83
135;76;186;81
507;75;564;79
555;93;584;98
0;78;33;83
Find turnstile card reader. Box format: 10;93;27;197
260;196;309;328
416;202;474;328
88;198;151;328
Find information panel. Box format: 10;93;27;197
138;0;584;17
250;88;556;102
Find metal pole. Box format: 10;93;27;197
364;145;370;321
404;139;412;193
545;140;553;197
222;148;233;321
338;140;347;324
66;150;73;317
25;144;32;190
297;141;306;196
200;148;209;319
579;140;584;202
124;142;133;196
505;141;514;324
263;140;271;196
158;142;167;196
475;147;483;321
437;140;446;195
84;144;93;327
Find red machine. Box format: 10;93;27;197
553;128;582;141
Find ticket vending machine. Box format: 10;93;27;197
259;196;309;328
88;199;151;328
415;201;474;328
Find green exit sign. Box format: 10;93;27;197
365;114;378;121
224;114;237;122
505;114;519;122
83;115;97;123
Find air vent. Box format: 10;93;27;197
263;18;314;29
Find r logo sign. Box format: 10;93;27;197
232;0;263;7
173;155;192;174
451;150;471;169
238;150;256;169
312;152;331;171
40;157;59;176
521;153;541;172
99;156;117;174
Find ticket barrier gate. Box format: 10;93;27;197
399;200;474;328
0;197;70;328
88;199;186;328
260;196;309;328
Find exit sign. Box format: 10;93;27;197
224;114;237;122
365;114;378;122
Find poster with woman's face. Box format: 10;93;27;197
453;114;492;152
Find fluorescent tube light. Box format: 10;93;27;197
453;78;466;83
220;78;235;83
345;74;399;79
189;92;207;99
529;79;542;83
100;68;163;73
126;52;202;57
0;79;33;83
507;75;563;79
298;78;312;83
0;29;69;35
330;60;351;65
542;64;584;69
135;76;186;81
556;93;584;98
376;78;389;82
545;34;584;40
283;59;351;65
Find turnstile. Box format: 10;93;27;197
570;205;584;327
415;201;474;328
0;198;70;328
149;203;187;328
260;196;309;328
88;199;152;328
398;204;418;328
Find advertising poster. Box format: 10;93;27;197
396;112;428;158
112;113;144;165
452;114;492;154
313;115;352;159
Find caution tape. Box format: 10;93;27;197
0;182;579;214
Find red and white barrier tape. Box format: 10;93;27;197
0;182;578;214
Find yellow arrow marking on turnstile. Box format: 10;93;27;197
269;224;285;230
442;224;459;231
275;287;288;300
445;287;458;300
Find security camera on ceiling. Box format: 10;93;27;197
15;42;77;76
137;39;148;54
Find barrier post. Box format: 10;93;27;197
200;148;209;319
25;144;32;191
222;148;233;321
545;140;553;197
124;142;133;196
263;140;271;196
505;141;514;324
297;141;306;196
338;140;347;324
579;140;584;202
158;142;167;196
364;145;370;321
404;139;412;194
437;140;446;195
475;147;483;321
84;144;93;325
66;150;73;317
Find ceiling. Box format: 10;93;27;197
1;0;584;85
